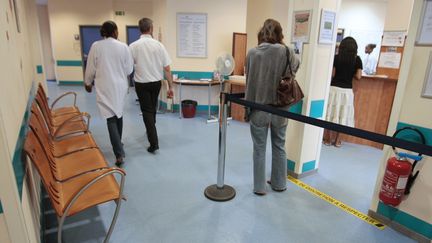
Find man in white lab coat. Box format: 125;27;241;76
130;18;174;154
85;21;134;166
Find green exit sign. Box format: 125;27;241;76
115;11;125;16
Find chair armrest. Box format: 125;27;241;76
51;92;77;109
53;112;91;140
62;167;126;207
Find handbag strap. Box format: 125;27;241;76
283;45;293;78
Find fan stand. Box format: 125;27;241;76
206;75;232;124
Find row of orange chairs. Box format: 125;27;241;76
24;84;126;243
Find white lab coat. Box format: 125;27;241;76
363;54;377;75
85;38;134;119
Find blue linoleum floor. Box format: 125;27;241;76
44;82;414;243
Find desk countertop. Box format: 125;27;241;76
228;79;246;86
173;79;221;86
361;74;397;82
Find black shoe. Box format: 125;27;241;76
147;145;159;154
115;157;124;167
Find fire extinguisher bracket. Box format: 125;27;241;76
397;152;423;162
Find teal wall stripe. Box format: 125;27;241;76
289;100;303;114
396;122;432;146
13;83;36;199
36;65;43;74
287;159;296;172
58;81;84;85
56;60;82;66
172;71;214;80
310;100;325;118
302;160;316;173
377;202;432;239
159;101;218;112
0;200;3;214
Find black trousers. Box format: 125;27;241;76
135;81;161;147
107;116;124;159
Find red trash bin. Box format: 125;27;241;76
182;100;197;118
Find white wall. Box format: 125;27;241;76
48;0;153;83
338;0;387;64
0;214;10;243
165;0;247;71
384;0;413;31
370;0;432;240
245;0;290;51
37;5;55;80
0;0;45;241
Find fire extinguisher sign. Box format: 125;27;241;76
288;176;386;230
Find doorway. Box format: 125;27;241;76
126;25;141;45
79;25;102;72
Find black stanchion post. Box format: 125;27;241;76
204;92;236;201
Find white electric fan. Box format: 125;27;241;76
207;53;235;123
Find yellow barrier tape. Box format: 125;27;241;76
287;175;386;230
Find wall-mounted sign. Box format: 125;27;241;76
318;9;336;45
416;0;432;46
382;31;405;47
292;10;312;43
177;13;207;58
421;51;432;98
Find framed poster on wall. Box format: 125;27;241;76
318;9;336;44
176;13;207;58
421;51;432;98
291;10;312;43
416;0;432;46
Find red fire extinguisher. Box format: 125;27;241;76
379;127;425;207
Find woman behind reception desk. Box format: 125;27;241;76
323;37;363;148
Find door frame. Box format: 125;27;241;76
79;25;102;75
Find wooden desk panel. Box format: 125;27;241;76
229;82;246;122
340;77;397;149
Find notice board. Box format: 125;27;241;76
177;13;207;58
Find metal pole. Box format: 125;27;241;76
179;81;182;119
208;81;211;120
216;98;228;188
204;92;236;201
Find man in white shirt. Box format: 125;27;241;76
363;43;377;75
85;21;134;166
129;18;174;153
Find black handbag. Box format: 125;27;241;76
275;46;304;107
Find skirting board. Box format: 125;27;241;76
287;168;318;179
368;210;430;243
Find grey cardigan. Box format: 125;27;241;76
245;43;300;106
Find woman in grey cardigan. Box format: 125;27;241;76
245;19;300;196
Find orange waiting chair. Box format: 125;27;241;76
30;103;97;157
29;113;109;182
34;93;90;139
24;129;126;243
37;83;80;117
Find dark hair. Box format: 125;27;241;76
257;19;284;45
139;18;153;33
337;36;358;67
367;43;377;49
100;21;117;38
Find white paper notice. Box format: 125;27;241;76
417;0;432;45
318;10;336;44
177;13;207;58
382;31;405;47
378;52;402;69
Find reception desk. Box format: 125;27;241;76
339;75;397;149
228;79;247;122
228;75;397;149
